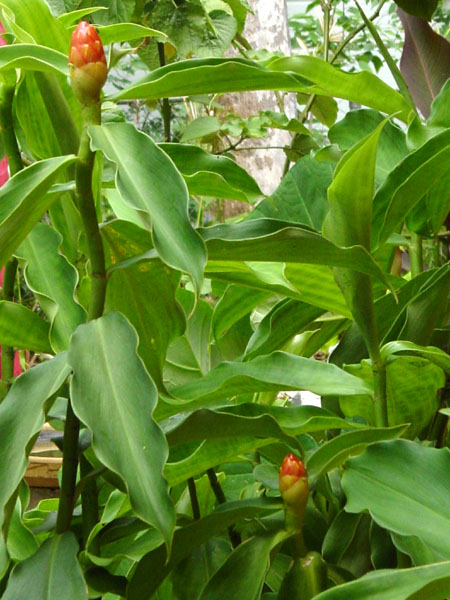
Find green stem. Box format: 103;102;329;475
409;232;423;277
187;478;201;520
322;1;331;62
0;83;23;392
207;468;241;548
80;454;100;551
56;101;105;535
157;42;171;142
55;401;80;533
433;236;441;267
372;354;388;427
76;103;106;321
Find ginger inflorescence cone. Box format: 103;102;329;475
280;453;309;532
69;21;107;105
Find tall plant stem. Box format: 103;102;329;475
0;84;23;391
371;352;388;428
157;42;171;142
56;101;105;535
207;468;241;548
187;478;201;520
409;232;423;277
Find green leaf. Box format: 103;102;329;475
342;440;450;558
0;43;68;75
212;285;269;339
314;561;450;600
68;312;175;549
323;120;387;357
0;155;76;268
201;219;392;288
391;532;444;566
88;123;206;292
16;224;86;353
244;299;324;360
251;156;332;229
113;57;412;121
0;354;70;536
381;340;450;374
56;7;108;26
160;143;262;203
398;9;450;117
306;425;408;485
395;0;438;20
328;109;408;188
0;302;51;353
89;0;135;24
2;532;87;600
96;23;165;45
199;532;288;600
102;220;185;391
373;129;450;248
127;498;283;600
180;116;222;142
169;351;372;406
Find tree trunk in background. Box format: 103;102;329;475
222;0;295;217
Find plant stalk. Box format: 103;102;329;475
56;100;105;535
157;42;171;142
371;354;388;428
0;84;23;391
187;478;201;520
207;468;241;547
80;454;100;551
409;232;423;277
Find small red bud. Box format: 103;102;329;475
279;454;309;525
69;21;107;104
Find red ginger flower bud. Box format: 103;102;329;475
69;21;107;104
279;453;309;522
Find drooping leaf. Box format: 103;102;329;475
113;56;411;121
2;532;87;600
0;155;76;268
381;340;450;374
16;224;86;353
0;302;51;353
0;44;68;75
342;440;450;558
159;143;262;203
314;561;450;600
96;23;165;45
0;353;70;536
306;425;408;484
68;312;175;549
88;123;206;291
212;285;270;339
398;9;450;118
127;498;283;600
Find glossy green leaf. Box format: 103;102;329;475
68;312;175;549
56;7;107;25
373;129;450;248
391;532;444;566
16;224;86;353
3;533;87;599
212;285;269;339
160;143;262;203
0;353;70;536
102;220;185;391
96;23;165;45
0;155;76;268
328;109;407;188
88;123;206;291
0;44;68;75
342;440;450;557
199;531;288;600
315;561;450;600
244;299;324;360
201;219;392;289
323;120;387;356
127;498;283;600
398;9;450;118
251;156;332;229
169;351;372;406
165;436;277;486
113;56;411;121
0;302;51;353
381;340;450;374
164;408;300;449
307;425;408;484
7;499;38;561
